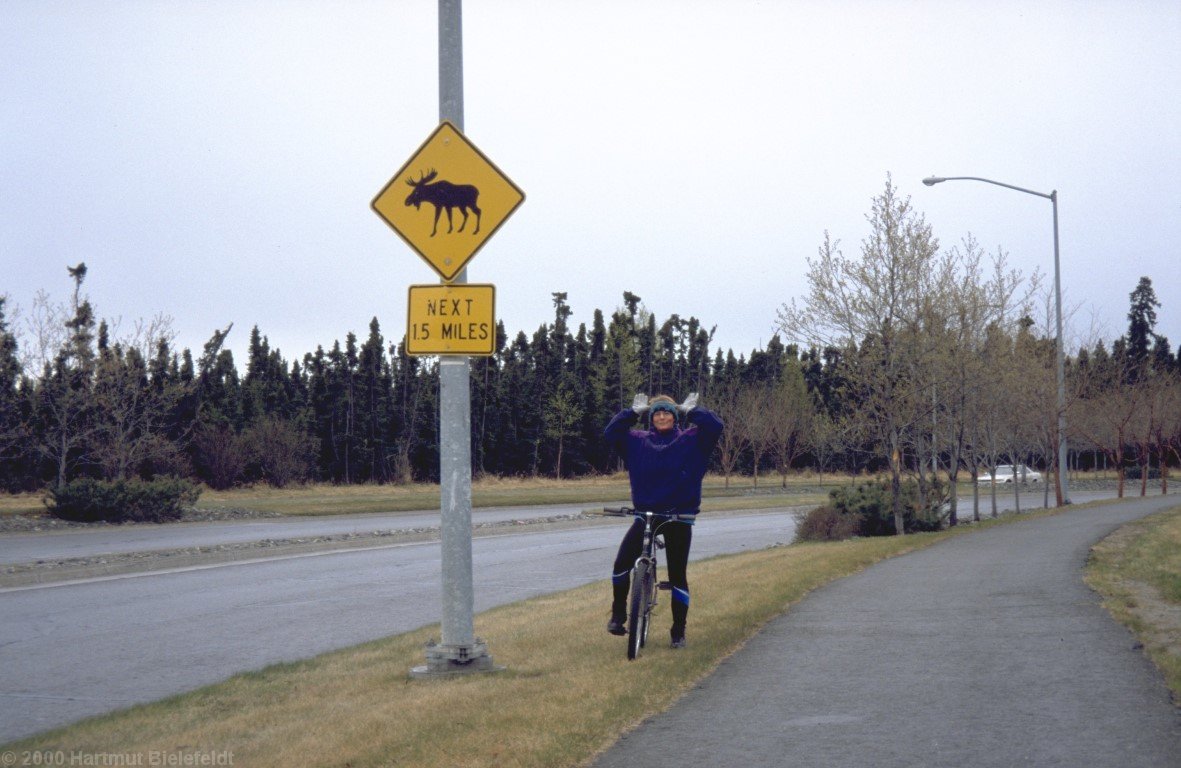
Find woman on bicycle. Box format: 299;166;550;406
604;392;724;648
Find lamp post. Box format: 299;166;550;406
922;175;1071;506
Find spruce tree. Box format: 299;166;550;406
0;298;27;487
357;318;392;482
1126;276;1160;378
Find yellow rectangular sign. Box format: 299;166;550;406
406;284;496;356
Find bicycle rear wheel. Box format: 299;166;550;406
627;562;652;660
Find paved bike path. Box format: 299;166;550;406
592;496;1181;768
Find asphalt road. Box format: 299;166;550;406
0;488;1164;748
591;495;1181;768
0;502;610;566
0;510;798;743
0;489;1115;567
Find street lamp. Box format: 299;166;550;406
922;175;1072;506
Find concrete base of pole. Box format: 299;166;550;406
409;638;503;679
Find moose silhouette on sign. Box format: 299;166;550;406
404;169;482;236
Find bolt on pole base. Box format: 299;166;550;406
409;638;503;679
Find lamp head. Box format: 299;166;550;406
922;176;945;187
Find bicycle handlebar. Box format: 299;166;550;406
598;507;697;522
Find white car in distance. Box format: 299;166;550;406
979;464;1042;484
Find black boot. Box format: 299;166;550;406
607;579;629;635
671;596;688;648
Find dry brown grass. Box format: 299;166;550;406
193;478;633;517
0;469;951;520
0;491;43;517
1086;504;1181;701
195;473;826;517
5;534;941;766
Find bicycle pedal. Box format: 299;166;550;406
658;581;672;590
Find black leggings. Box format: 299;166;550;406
611;516;693;631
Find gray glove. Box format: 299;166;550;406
631;393;650;415
678;392;699;414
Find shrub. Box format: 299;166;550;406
242;417;314;488
46;477;201;524
796;478;948;541
796;505;861;542
1124;464;1161;480
194;423;248;490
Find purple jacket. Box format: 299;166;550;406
604;406;724;514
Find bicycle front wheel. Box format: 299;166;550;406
627;562;652;660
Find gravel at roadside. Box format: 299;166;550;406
0;509;607;587
0;504;284;534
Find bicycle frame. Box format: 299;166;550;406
603;506;695;660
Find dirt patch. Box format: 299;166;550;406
1097;524;1181;647
1089;519;1181;706
1123;577;1181;653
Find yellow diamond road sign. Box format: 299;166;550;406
372;122;524;282
406;283;496;356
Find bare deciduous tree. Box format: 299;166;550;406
243;416;314;488
710;379;749;488
768;360;813;488
738;387;775;486
778;177;942;534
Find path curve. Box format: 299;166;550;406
593;497;1181;768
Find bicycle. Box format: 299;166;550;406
600;506;696;660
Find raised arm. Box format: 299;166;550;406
687;406;723;456
604;408;640;456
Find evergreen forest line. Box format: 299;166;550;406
0;272;828;491
2;264;1179;500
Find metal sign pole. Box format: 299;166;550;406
412;0;496;677
439;0;463;131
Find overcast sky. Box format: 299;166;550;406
3;0;1179;373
